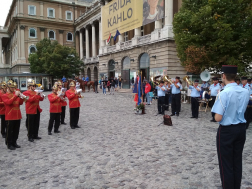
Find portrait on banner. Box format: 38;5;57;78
143;0;164;26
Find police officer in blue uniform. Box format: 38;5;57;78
235;78;243;87
241;76;252;129
209;77;221;122
170;76;181;116
212;65;249;189
155;81;167;114
201;81;210;90
188;80;201;119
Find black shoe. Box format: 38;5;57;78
71;126;75;129
54;131;60;133
170;114;175;116
7;145;16;150
176;114;179;116
2;134;6;138
48;132;52;135
28;138;34;142
190;117;195;118
61;122;67;125
14;143;21;148
158;112;162;114
34;136;42;140
210;119;217;122
195;117;198;119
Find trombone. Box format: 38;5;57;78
183;75;193;86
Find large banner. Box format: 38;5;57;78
102;0;164;40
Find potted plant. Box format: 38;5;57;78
135;103;146;114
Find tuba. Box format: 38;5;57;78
183;75;193;85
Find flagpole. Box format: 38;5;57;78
141;71;143;102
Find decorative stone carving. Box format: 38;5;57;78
59;30;64;34
20;25;25;30
39;27;45;32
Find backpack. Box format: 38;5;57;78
163;115;172;126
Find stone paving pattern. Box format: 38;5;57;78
0;91;252;189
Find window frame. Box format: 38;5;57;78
28;5;36;16
124;32;128;41
47;8;55;18
29;28;37;38
29;45;37;54
48;30;56;40
65;11;73;21
67;32;73;42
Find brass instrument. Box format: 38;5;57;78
76;89;84;99
16;90;29;101
164;76;173;84
183;75;193;85
35;85;47;99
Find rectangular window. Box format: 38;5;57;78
48;8;55;18
66;11;72;20
141;26;144;36
124;32;128;41
28;5;36;15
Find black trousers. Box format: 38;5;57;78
6;120;21;146
70;107;80;127
1;115;6;136
60;106;66;124
244;106;252;129
191;97;199;118
210;96;216;120
164;94;170;110
27;110;41;138
171;94;181;115
157;96;165;114
217;123;246;189
48;113;60;132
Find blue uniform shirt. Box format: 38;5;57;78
170;83;181;94
85;77;89;81
201;83;210;89
189;85;201;97
62;77;66;82
209;83;220;96
155;86;166;96
211;83;249;126
243;83;252;97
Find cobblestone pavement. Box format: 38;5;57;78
0;91;252;189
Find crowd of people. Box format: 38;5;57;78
0;79;82;150
99;76;122;95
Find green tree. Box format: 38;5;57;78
173;0;252;75
28;38;83;78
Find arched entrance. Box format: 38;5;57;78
94;66;98;80
139;53;150;80
121;57;130;89
108;59;115;79
87;67;91;81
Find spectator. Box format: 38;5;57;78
107;80;111;92
145;80;151;105
102;82;106;95
114;77;118;91
110;79;115;95
119;76;122;89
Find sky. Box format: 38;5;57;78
0;1;13;26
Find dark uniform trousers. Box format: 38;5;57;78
210;96;217;120
27;109;40;139
157;96;165;114
217;123;246;189
60;106;66;124
70;107;80;127
1;115;6;136
164;93;170;111
48;113;60;132
191;97;199;118
171;93;181;115
6;120;21;146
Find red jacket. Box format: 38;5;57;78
23;90;43;114
145;83;151;94
58;90;67;106
0;91;6;115
2;92;23;120
48;93;63;113
66;89;81;108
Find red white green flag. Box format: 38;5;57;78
107;33;113;44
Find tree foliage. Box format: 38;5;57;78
28;38;83;78
173;0;252;75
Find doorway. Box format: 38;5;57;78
139;53;150;81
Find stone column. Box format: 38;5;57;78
40;27;45;40
85;27;90;58
75;31;80;56
59;30;64;45
155;20;162;29
40;2;44;17
161;0;173;38
92;24;97;57
20;25;25;61
79;30;83;59
20;0;24;16
0;37;2;65
119;33;124;42
59;5;62;21
99;19;105;48
132;27;141;46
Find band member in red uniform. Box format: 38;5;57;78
0;82;7;138
57;81;67;125
14;81;20;91
66;81;81;129
48;84;64;135
23;79;44;142
2;80;24;150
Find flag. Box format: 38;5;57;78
107;33;113;44
137;75;142;105
113;30;121;42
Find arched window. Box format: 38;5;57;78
29;28;36;38
48;30;55;40
29;45;36;54
67;32;73;41
122;57;130;70
108;59;115;71
139;53;150;68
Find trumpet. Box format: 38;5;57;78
19;93;29;101
35;89;47;99
183;75;193;85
